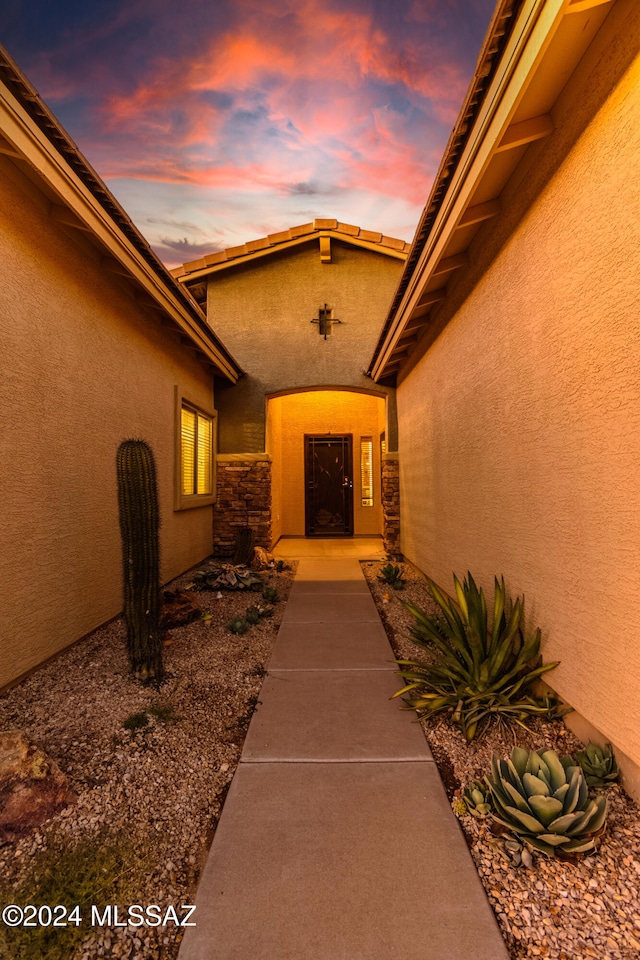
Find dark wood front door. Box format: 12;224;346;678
304;435;354;536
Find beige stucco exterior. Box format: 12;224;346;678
208;240;402;454
0;157;219;689
267;390;386;541
396;9;640;771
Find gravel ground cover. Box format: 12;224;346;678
361;559;640;960
0;560;296;960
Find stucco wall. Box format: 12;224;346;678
0;159;216;689
209;241;401;453
396;25;640;766
268;391;385;537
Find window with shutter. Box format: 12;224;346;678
176;393;217;509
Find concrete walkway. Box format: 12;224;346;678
178;547;508;960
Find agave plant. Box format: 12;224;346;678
393;572;563;740
486;747;608;858
575;743;619;787
245;606;261;625
463;780;493;818
378;562;404;590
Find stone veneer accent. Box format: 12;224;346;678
213;457;272;557
381;458;401;556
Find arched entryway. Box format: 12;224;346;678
266;388;387;544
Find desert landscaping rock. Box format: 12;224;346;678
0;560;295;959
0;731;76;843
361;560;640;960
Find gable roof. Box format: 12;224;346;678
172;219;410;307
0;45;243;382
368;0;617;382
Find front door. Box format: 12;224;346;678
304;435;354;536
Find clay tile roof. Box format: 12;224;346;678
245;237;271;252
359;230;383;243
313;217;338;230
175;219;409;278
290;222;315;237
267;229;293;244
337;221;360;236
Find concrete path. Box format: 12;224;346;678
178;554;509;960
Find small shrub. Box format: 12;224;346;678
393;572;565;740
0;832;146;960
123;711;149;730
147;702;178;723
378;562;404;589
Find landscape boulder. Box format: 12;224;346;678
0;731;76;842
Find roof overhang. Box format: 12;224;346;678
172;220;410;308
0;47;243;383
369;0;616;382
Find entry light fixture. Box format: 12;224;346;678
311;303;342;339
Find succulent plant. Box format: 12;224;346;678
257;604;274;618
378;562;404;589
485;746;608;858
393;572;564;740
116;440;163;681
463;780;493;818
229;617;249;635
575;742;619;787
262;587;279;603
233;526;255;566
191;563;263;592
245;606;261;625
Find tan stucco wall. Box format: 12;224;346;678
0;159;216;689
396;24;640;767
268;391;385;538
209;241;401;453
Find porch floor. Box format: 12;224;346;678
177;556;508;960
272;535;384;559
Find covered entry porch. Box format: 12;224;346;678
266;387;398;551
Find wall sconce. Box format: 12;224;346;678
311;303;342;339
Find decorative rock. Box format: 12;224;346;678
250;546;274;570
160;589;201;629
0;731;76;842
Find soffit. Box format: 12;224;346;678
369;0;616;382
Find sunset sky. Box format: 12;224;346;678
3;0;496;266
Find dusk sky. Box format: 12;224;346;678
3;0;496;267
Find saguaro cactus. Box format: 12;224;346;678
116;439;163;680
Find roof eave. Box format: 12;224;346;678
0;45;243;383
368;0;615;382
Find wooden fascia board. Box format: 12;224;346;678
177;230;408;283
567;0;613;12
0;84;240;382
371;0;567;380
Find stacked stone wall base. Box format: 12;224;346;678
381;458;401;556
213;459;272;557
